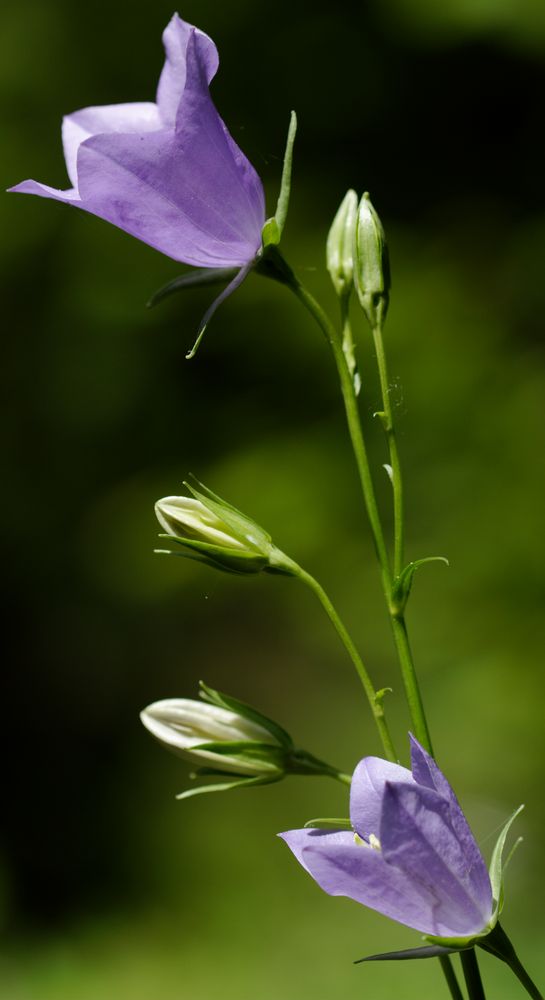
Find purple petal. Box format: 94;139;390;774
8;180;80;202
350;756;414;841
62;103;160;188
172;29;265;244
72;126;258;266
380;782;493;935
409;736;493;916
156;13;219;126
279;828;466;937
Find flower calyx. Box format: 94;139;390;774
155;478;296;576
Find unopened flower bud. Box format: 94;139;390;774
140;681;347;799
155;480;295;576
140;697;285;777
353;192;390;330
326;189;358;299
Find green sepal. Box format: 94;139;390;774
190;766;247;777
272;110;297;240
199;680;294;749
355;944;463;964
260;112;297;251
262;217;281;248
185;477;273;553
488;804;524;919
176;773;280;801
191;740;285;772
303;817;352;830
391;556;449;616
147;267;238;307
425;932;487;949
156;534;269;574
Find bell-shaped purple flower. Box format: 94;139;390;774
9;14;266;270
280;736;494;940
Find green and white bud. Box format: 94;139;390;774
140;697;286;777
141;681;346;799
155;480;295;576
326;189;358;299
353;192;391;330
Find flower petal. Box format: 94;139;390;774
380;782;493;935
279;828;460;936
73;126;260;266
70;26;265;267
7;180;80;202
409;736;493;917
62;103;161;189
173;29;265;245
9;17;265;269
156;13;218;126
350;756;413;840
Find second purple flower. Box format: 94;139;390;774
280;736;495;940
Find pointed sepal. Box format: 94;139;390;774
488;804;525;920
355;945;463;964
146;267;239;308
199;680;294;749
262;110;297;247
303;817;352;830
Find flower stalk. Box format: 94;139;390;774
460;949;487;1000
288;561;397;762
285;271;433;754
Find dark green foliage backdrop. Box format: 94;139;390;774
2;0;545;997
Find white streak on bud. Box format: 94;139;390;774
156;496;247;549
140;699;282;775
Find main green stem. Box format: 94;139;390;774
292;563;397;762
291;279;433;754
282;266;455;996
460;950;486;1000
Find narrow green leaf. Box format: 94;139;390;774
185;264;252;360
192;740;284;769
355;945;463;964
175;774;277;801
156;533;267;572
303;817;352;829
273;110;297;238
147;267;238;307
489;805;524;917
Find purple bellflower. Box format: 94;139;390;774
9;14;270;354
280;735;497;942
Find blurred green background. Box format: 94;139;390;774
2;0;545;997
